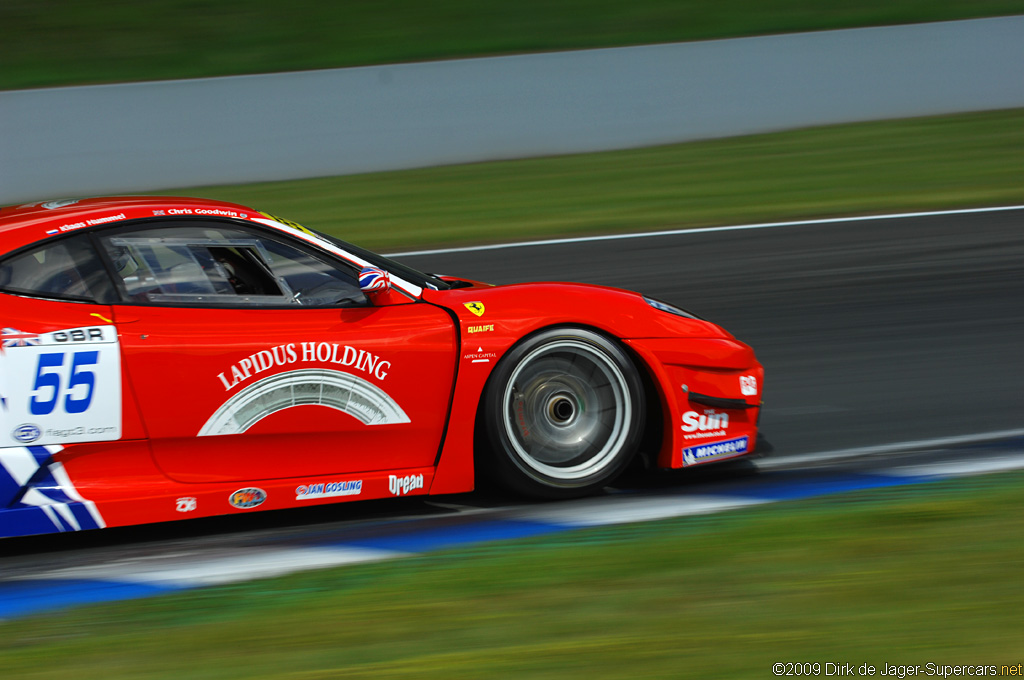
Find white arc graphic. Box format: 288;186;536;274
199;369;409;436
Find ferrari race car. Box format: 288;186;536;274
0;197;764;539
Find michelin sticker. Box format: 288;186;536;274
682;436;749;466
0;326;121;447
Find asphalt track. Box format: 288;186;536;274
2;208;1023;619
397;207;1024;456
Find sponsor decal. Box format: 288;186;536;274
258;210;316;236
682;436;749;465
229;487;266;509
464;302;486;317
41;199;79;210
467;324;494;334
296;480;362;500
176;497;197;513
12;423;41;443
681;409;729;439
37;425;118;440
389;474;424;496
216;342;391;391
462;347;497;363
740;375;758;396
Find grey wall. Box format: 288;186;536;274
2;16;1022;205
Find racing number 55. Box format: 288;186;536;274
30;351;98;415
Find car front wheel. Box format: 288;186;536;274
482;327;644;498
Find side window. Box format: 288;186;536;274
0;235;116;303
260;238;367;306
99;224;366;307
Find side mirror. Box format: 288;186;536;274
359;266;391;298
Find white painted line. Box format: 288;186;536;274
513;494;766;527
386;205;1024;257
756;428;1024;471
881;455;1024;479
18;546;407;588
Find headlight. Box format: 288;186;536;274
643;296;702;320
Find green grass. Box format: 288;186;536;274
2;1;1023;89
3;471;1024;678
156;108;1024;252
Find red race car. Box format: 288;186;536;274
0;197;764;538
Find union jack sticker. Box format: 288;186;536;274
358;266;390;292
1;328;40;348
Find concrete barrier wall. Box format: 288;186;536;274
2;16;1022;205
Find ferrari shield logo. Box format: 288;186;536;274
464;302;485;317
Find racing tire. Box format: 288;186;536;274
481;327;645;498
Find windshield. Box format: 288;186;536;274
313;230;451;291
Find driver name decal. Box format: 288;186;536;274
46;213;127;236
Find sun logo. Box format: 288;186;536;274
464;302;485;317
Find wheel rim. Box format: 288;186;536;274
501;339;632;481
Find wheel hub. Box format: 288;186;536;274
546;392;577;424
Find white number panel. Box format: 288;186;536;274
0;325;121;447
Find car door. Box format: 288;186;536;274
98;221;457;483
